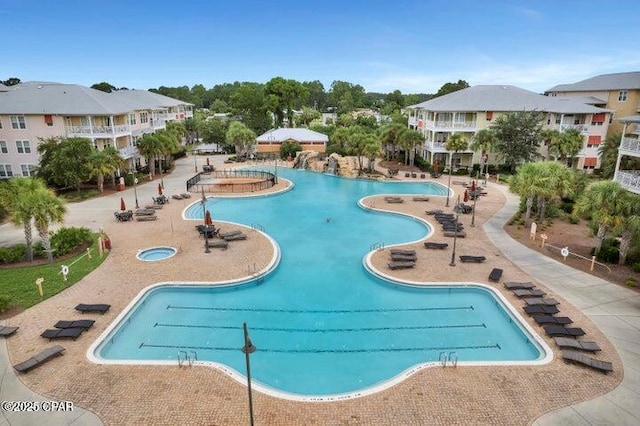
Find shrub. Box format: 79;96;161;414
0;245;26;264
593;239;620;264
567;214;580;224
631;263;640;273
50;227;92;257
414;155;430;172
0;294;13;312
626;277;637;287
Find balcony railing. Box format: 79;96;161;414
620;137;640;156
615;170;640;194
118;145;139;159
552;124;589;133
65;124;130;137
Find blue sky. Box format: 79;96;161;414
3;0;639;94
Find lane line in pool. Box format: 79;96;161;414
165;305;475;313
138;343;501;353
153;323;488;332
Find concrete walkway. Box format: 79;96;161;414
485;184;640;426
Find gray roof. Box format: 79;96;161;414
617;115;640;124
256;128;329;143
109;89;193;108
546;71;640;92
0;83;8;92
557;95;607;105
0;82;191;115
407;85;611;114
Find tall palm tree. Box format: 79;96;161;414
540;128;560;161
87;147;123;193
378;123;406;161
615;197;640;265
551;128;584;166
363;137;382;173
445;133;469;171
471;128;496;178
399;129;424;167
137;133;163;176
0;178;48;262
537;161;573;222
32;187;67;264
509;162;550;225
574;181;631;255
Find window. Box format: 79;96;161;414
486;111;493;121
128;113;136;125
20;164;35;176
44;114;53;126
0;141;7;153
10;115;26;129
618;90;628;102
16;140;31;154
0;164;13;178
591;113;605;126
587;136;601;147
0;118;3;129
583;157;597;169
140;112;149;124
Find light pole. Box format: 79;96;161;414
241;322;256;426
450;195;460;267
446;154;452;207
470;185;478;227
483;155;488;186
201;188;210;253
193;149;198;173
131;155;139;209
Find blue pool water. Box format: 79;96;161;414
96;168;545;397
136;247;177;261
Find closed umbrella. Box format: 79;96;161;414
206;157;210;166
471;180;476;192
120;197;126;211
205;210;213;226
464;189;469;203
158;183;163;195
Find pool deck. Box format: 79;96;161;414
0;156;638;425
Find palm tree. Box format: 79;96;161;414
137;133;163;176
0;178;48;262
597;133;621;179
540;129;560;161
551;128;583;166
166;121;187;144
378;123;406;161
399;129;424;168
615;197;640;265
87;147;123;193
574;181;631;255
445;133;469;171
470;128;496;171
509;162;549;225
32;188;66;264
537;161;573;222
363;137;382;173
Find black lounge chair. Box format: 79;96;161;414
13;345;65;373
114;211;133;222
424;242;448;250
554;337;601;352
41;327;84;341
223;232;247;241
54;319;95;330
562;350;612;374
425;209;443;215
0;326;19;337
504;282;536;290
524;298;559;306
206;240;229;249
523;305;560;315
444;230;466;238
544;325;586;337
388;261;415;270
75;304;111;314
219;230;243;239
134;208;156;216
412;196;430;201
459;255;486;263
532;315;572;325
390;249;416;256
391;254;417;261
180;193;192;199
488;268;503;282
513;289;546;298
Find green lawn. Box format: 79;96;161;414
1;234;109;309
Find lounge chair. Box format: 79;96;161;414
388;261;416;270
223;232;247;241
391;253;417;261
459;255;486;263
488;268;503;282
219;230;242;239
384;196;403;203
114;211;133;222
513;289;546;298
523;305;560;315
13;345;65;373
136;215;158;221
390;249;416;256
180;193;192;199
532;315;572;325
524;298;559;306
444;230;466;238
134;209;156;216
425;209;443;215
54;319;95;330
544;325;586;337
0;326;19;337
503;282;536;290
554;337;600;352
171;194;184;200
41;327;84;341
562;350;612;374
424;242;448;250
75;304;111;314
144;204;163;210
412;196;430;201
206;240;229;249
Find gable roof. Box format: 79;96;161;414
109;89;193;108
546;71;640;92
407;85;611;114
256;128;329;143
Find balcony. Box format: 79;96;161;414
620;137;640;157
552;123;589;133
424;120;476;131
118;145;139;160
66;124;130;137
615;170;640;195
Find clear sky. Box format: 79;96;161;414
3;0;639;94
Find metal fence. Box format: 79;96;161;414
186;170;276;194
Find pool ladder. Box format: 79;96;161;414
438;351;458;368
251;222;264;232
370;241;385;251
178;350;198;367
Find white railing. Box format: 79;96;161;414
118;146;138;159
553;124;589;133
430;121;476;130
615;171;640;194
65;124;130;136
408;116;418;126
620;137;640;155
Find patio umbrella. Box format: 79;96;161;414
158;183;163;195
471;180;476;192
464;189;469;203
205;210;213;226
120;197;126;211
201;187;206;204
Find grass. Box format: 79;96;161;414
0;234;109;309
59;189;100;202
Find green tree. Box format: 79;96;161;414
399;129;424;167
0;178;48;262
491;111;545;172
540;128;560;161
615;201;640;265
470;128;496;175
378;122;406;161
297;107;321;127
137;133;164;176
434;80;469;98
329;81;365;114
574;181;631;255
265;77;307;128
363;136;383;173
36;137;92;191
551;128;584;165
201;118;229;147
383;90;404;114
280;141;302;159
91;82;117;93
32;187;67;264
537;161;573;222
210;99;230;113
86;146;123;193
166;121;187;144
302;80;327;110
509;162;550;225
345;127;376;172
229;82;272;134
444;133;469;169
596;133;640;179
226;121;256;156
2;77;21;86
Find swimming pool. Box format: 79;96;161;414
92;168;550;399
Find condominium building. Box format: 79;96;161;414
406;85;612;170
546;72;640;138
0;82;193;178
614;115;640;194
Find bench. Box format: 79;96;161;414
488;268;503;282
424;242;448;250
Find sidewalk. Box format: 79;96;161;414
485;184;640;426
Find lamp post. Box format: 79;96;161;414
193;149;198;173
241;322;256;426
470;184;478;227
483;155;488;186
450;195;460;267
201;190;210;253
131;155;139;209
446;154;452;207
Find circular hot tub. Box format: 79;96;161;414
136;246;177;262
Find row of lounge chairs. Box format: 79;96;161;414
388;249;417;270
433;213;466;238
196;225;247;250
505;281;612;373
13;303;110;373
